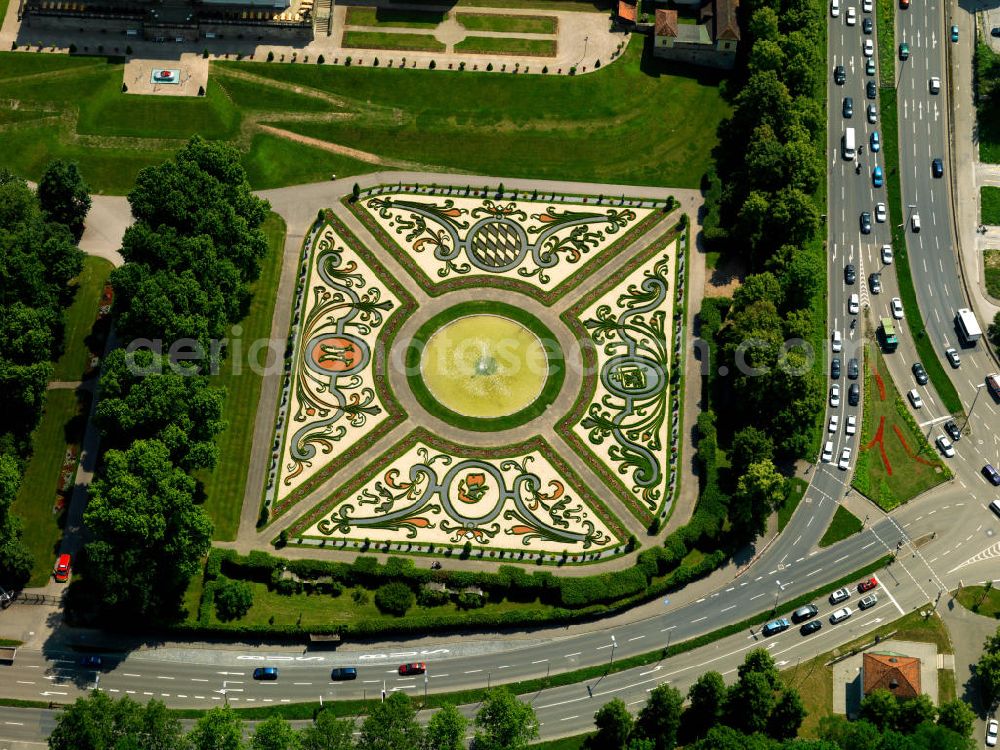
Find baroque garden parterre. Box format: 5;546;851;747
261;185;686;564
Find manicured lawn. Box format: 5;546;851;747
235;42;728;189
214;71;337;113
954;585;1000;618
982;186;1000;225
341;31;446;53
778;477;807;533
196;213;286;541
345;6;447;27
0;51;102;80
241;132;378;189
52;257;114;381
818;505;863;547
851;342;949;510
532;736;592;750
938;668;956;702
457;12;559;34
453;36;557;56
985;250;1000;299
11;389;90;587
781;607;952;737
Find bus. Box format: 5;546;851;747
842;127;856;160
879;317;898;351
955;308;982;345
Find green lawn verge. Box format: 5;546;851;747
879;85;963;415
938;667;956;702
984;249;1000;299
241;132;379;189
52;256;113;381
169;554;892;721
818;505;863;547
341;31;446;53
196;213;286;540
457;12;558;34
345;6;446;27
852;341;949;509
214;71;337;113
222;42;727;189
778;477;808;533
876;0;895;87
975;41;1000;163
453;36;557;56
782;605;951;737
11;389;91;587
532;736;592;750
954;585;1000;618
982;186;1000;225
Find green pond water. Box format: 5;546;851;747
419;315;549;419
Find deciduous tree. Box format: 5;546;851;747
423;703;467;750
471;688;538;750
633;684;683;750
37;159;92;241
189;706;245;750
587;698;633;749
357;692;422;750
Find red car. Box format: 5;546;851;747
398;662;426;676
53;553;71;582
858;577;878;593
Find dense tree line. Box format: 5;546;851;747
80;137;270;618
693;0;828;543
49;688;534;750
974;622;1000;709
0;163;87;589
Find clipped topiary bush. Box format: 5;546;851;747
374;582;414;616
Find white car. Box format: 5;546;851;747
911;213;921;232
986;718;998;747
830;606;854;623
875;202;886;222
838;447;852;470
832;330;843;352
929;76;940;94
846;414;857;436
831;384;841;407
832;0;840;16
847;6;857;24
867;103;877;123
881;244;894;264
936;434;955;457
891;297;904;319
848;293;860;314
908;389;923;409
822;440;835;463
829;415;840;433
862;0;872;11
864;39;874;57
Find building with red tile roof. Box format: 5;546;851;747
861;652;922;700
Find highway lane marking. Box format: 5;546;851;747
806;568;823;577
560;716;579;721
696;598;705;603
156;676;174;680
725;587;734;592
177;694;188;699
564;652;581;658
721;605;737;613
3;722;24;726
465;669;483;674
363;680;380;684
122;673;141;677
195;695;205;699
191;678;209;683
498;665;511;669
628;636;645;642
660;626;676;632
126;690;136;694
751;593;765;600
691;616;707;623
834;555;849;563
293;682;312;686
596;644;613;650
15;681;34;685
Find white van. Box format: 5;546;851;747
842;127;856;160
831;0;840;16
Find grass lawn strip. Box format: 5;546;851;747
453;36;557;57
876;0;895;87
0;51;102;80
818;505;863;547
240;133;380;190
341;31;446;53
11;389;90;586
345;6;446;28
852;342;949;510
196;213;285;541
982;186;1000;225
781;605;952;737
52;256;113;381
984;249;1000;299
880;85;963;414
975;41;1000;163
456;12;558;34
778;478;808;533
164;555;894;720
954;584;1000;617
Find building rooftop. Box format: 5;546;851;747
863;652;922;700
